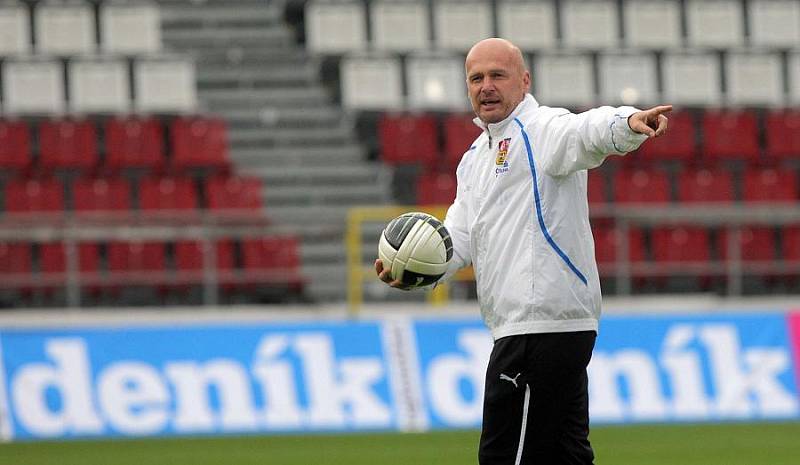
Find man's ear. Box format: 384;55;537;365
523;70;531;91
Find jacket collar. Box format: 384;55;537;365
473;93;539;139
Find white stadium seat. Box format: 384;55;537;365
305;1;367;54
791;52;800;105
35;1;96;55
726;51;783;106
748;0;800;48
533;53;595;108
433;0;493;52
100;1;162;54
406;54;467;110
340;55;403;110
2;59;66;114
134;56;198;113
68;58;131;114
622;0;683;49
0;2;31;56
685;0;745;48
561;0;619;50
496;0;557;51
598;53;659;106
370;1;430;52
661;51;722;106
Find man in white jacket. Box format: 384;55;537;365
376;38;671;464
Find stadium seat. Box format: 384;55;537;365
72;177;131;213
443;113;481;167
174;240;236;275
533;53;595;108
378;114;439;166
791;52;800;106
0;120;31;171
34;1;96;55
133;56;198;113
68;58;131;114
339;55;404;110
561;0;619;49
416;171;456;205
685;0;744;48
764;110;800;159
676;168;735;203
105;116;165;171
748;0;800;48
661;52;723;106
171;116;230;170
613;168;672;204
784;226;800;262
701;110;760;161
718;226;777;262
598;52;659;106
369;1;429;52
4;177;65;212
39;242;101;275
100;1;162;54
0;243;32;275
139;176;198;212
2;58;66;114
205;175;264;211
634;111;696;162
107;241;167;274
0;2;31;55
593;225;646;265
742;168;798;203
496;0;556;51
240;237;305;294
588;172;608;205
622;0;682;49
305;0;367;54
38;118;99;172
405;53;466;110
652;226;711;263
725;52;783;106
432;0;493;52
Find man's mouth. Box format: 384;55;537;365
481;99;500;108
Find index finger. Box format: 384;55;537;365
649;105;673;116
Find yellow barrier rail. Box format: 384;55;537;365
346;205;474;316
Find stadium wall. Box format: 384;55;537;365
1;308;799;441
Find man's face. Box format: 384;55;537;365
465;49;530;124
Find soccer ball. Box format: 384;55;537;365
377;212;453;288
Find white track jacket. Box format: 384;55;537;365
442;94;648;340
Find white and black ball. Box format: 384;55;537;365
378;212;453;288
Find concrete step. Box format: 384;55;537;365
161;5;282;27
251;164;378;186
265;184;386;207
228;126;353;146
195;48;313;67
212;107;345;129
231;145;367;166
199;86;329;106
196;66;317;87
162;26;293;48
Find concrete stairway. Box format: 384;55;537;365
159;0;390;302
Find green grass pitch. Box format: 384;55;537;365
2;422;799;465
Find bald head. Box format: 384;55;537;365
465;38;531;124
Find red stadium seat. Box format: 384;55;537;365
764;110;800;159
701;109;760;161
174;240;236;276
72;178;131;212
39;243;101;274
105;116;165;171
443;113;481;167
205;175;264;211
378;113;439;166
634;111;696;162
0;243;32;275
742;168;798;203
0;120;31;171
4;178;65;212
171;116;230;170
613;168;672;203
241;236;301;271
588;172;608;205
139;177;198;211
784;226;800;262
652;227;711;263
107;242;167;273
676;168;735;203
38;118;98;171
718;226;777;262
416;171;456;206
593;226;646;265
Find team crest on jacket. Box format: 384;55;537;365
495;137;511;175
